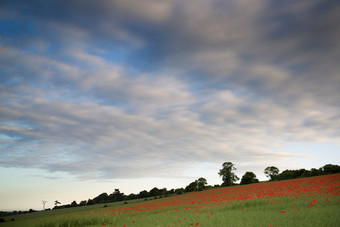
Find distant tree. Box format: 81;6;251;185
138;190;149;198
79;200;87;206
149;187;160;197
71;201;77;207
54;200;61;207
93;193;109;203
87;199;94;205
264;166;280;181
175;188;184;194
160;188;167;195
240;172;259;185
109;189;124;202
185;180;198;192
197;177;208;191
321;164;340;174
277;170;295;180
219;162;239;186
310;168;320;176
127;193;137;200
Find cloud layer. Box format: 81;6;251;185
1;0;340;181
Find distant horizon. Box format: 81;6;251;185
1;0;340;212
1;163;339;211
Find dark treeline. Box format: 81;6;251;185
53;163;340;210
53;179;220;210
271;164;340;181
1;163;339;217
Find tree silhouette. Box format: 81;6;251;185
219;162;239;186
240;172;259;185
54;200;61;206
264;166;280;181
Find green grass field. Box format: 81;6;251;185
1;174;340;227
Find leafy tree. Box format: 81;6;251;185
264;166;280;181
321;164;340;174
240;172;259;185
127;193;137;200
109;189;124;202
71;201;77;207
159;188;167;195
138;190;149;198
197;177;208;191
219;162;239;186
93;193;109;203
149;187;160;197
79;200;87;206
185;180;198;192
175;188;184;194
87;199;94;205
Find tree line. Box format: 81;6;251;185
1;163;339;217
52;163;340;210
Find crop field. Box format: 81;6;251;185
1;174;340;227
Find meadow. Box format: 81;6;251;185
1;174;339;227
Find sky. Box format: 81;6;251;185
0;0;340;211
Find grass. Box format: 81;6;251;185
1;174;339;227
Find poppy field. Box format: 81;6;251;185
3;174;340;227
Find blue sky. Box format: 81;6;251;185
1;0;340;211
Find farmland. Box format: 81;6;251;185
1;174;340;227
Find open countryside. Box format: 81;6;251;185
1;170;339;226
1;1;340;226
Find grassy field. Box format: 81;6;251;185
1;174;339;227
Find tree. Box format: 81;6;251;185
54;200;61;206
79;200;87;206
264;166;280;181
218;162;239;186
109;189;124;202
71;201;77;207
240;172;259;185
185;180;198;192
93;193;109;203
197;177;208;191
138;190;149;198
149;187;160;197
321;164;340;174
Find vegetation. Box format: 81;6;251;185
218;162;239;186
0;174;339;226
1;163;339;220
264;166;280;181
240;171;259;185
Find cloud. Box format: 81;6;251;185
1;0;340;181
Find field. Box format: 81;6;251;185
1;174;340;227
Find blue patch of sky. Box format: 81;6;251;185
86;46;130;65
284;142;340;167
0;19;36;46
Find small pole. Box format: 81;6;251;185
42;200;47;210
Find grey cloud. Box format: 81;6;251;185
1;0;339;180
